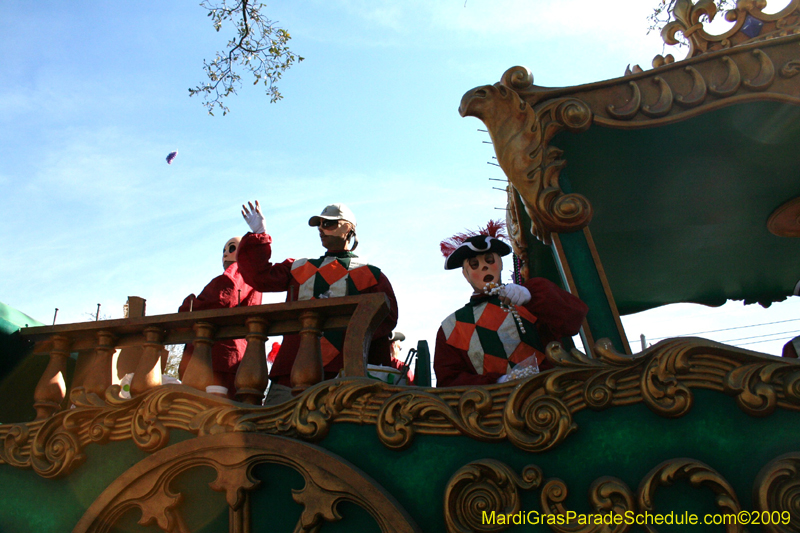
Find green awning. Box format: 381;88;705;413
549;100;800;315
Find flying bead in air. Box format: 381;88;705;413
166;151;178;164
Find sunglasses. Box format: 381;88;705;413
320;219;342;229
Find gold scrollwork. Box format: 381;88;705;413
445;459;542;533
674;66;708;107
459;76;593;244
501;65;534;91
377;388;504;451
504;381;576;452
540;476;634;533
743;49;776;90
607;81;642;120
754;452;800;533
709;56;742;96
640;340;694;418
724;361;800;417
641;77;674;117
661;0;800;60
638;459;743;520
780;58;800;77
2;339;799;478
279;378;384;440
29;415;85;479
448;457;751;533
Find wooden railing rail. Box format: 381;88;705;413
18;294;390;419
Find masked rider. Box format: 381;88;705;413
237;201;398;401
178;237;262;398
434;222;588;387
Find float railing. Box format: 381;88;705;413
18;294;390;419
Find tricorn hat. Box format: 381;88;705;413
441;220;511;270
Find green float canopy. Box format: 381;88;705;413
552;100;800;315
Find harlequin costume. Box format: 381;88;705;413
178;261;262;397
433;222;588;387
237;208;398;388
435;277;588;386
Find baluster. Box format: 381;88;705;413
235;317;269;405
69;348;93;395
130;326;165;396
182;321;215;392
33;335;70;420
291;311;323;394
83;331;116;398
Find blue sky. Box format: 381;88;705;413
2;0;798;362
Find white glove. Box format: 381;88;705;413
500;283;531;306
241;200;266;234
496;374;510;384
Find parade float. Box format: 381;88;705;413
1;1;799;531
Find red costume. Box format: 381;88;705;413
782;336;799;358
237;232;398;387
178;262;262;396
434;277;587;387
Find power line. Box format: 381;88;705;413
732;335;797;348
632;317;800;344
718;329;799;344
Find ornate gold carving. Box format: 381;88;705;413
743;49;776;90
638;459;743;518
709;56;742;96
445;460;542;533
642;77;674;117
754;452;800;532
280;378;383;440
504;380;576;452
448;457;752;533
459;68;593;243
675;66;708;106
724;362;800;416
74;433;422;533
607;82;642;120
540;476;635;533
377;388;503;451
780;59;800;77
662;0;800;60
2;339;799;478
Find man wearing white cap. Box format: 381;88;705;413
237;200;398;401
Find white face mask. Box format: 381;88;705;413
223;237;241;268
462;252;502;293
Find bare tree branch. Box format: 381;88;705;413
189;0;304;116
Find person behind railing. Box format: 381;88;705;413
433;221;588;387
177;237;262;398
387;331;414;384
239;201;398;404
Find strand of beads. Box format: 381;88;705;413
483;283;526;334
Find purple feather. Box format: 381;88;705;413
166;151;178;164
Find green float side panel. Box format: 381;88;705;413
554;230;627;353
0;390;797;531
